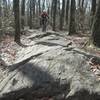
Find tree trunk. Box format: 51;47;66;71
38;0;41;14
59;0;65;30
42;0;45;11
57;0;60;16
52;0;57;31
29;0;32;29
27;0;30;26
91;0;96;27
21;0;25;29
66;0;69;26
51;0;53;22
8;0;11;9
46;0;50;15
0;0;2;29
69;0;76;35
47;1;50;16
13;0;21;43
3;0;7;17
78;0;81;8
92;0;100;47
32;0;35;28
81;0;84;8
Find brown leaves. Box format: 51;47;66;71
0;35;16;64
89;57;100;80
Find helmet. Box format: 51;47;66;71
43;9;46;13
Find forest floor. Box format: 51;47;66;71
0;29;100;65
0;29;100;100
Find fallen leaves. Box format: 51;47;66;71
89;57;100;80
0;35;17;65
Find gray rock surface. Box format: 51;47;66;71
0;30;100;100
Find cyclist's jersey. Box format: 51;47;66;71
41;12;48;19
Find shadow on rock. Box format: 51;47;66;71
0;63;70;100
66;89;100;100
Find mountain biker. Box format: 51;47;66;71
40;10;49;31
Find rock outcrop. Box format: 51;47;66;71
0;30;100;100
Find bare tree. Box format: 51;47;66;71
42;0;45;10
69;0;76;35
78;0;81;8
32;0;36;27
92;0;100;47
8;0;11;9
51;0;53;22
66;0;69;26
47;1;50;15
38;0;41;14
52;0;57;31
21;0;25;29
81;0;84;8
57;0;60;16
32;0;35;18
26;0;30;26
91;0;96;27
29;0;33;29
13;0;21;43
59;0;65;30
0;0;2;29
3;0;7;17
46;0;50;15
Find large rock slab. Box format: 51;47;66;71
0;30;100;100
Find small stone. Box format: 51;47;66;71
94;69;100;76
